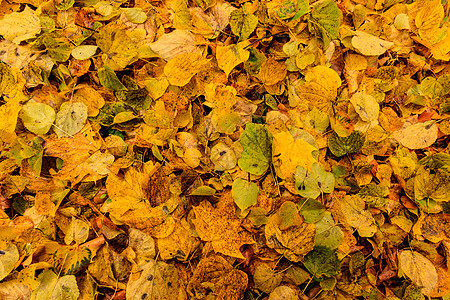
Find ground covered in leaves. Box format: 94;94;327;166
0;0;450;298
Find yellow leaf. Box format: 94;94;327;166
144;77;169;100
73;86;105;117
71;45;98;60
0;98;21;141
211;108;240;134
0;6;40;44
415;0;444;43
45;126;114;185
191;194;255;259
163;52;208;86
352;31;394;56
126;259;183;299
210;142;237;171
136;124;176;146
305;65;341;90
349;90;379;122
149;30;202;61
430;26;450;61
183;147;202;168
332;194;377;237
392;121;438;150
258;57;287;86
344;53;367;71
216;41;250;77
265;213;315;262
204;83;237;109
96;25;139;70
64;217;90;245
105;164;176;238
35;192;56;217
272;131;318;179
399;250;437;296
187;255;248;299
157;219;199;260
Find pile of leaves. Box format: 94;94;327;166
0;0;450;298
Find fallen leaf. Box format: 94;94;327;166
332;194;377;237
238;123;272;175
187;255;248;299
216;41;250;77
19;102;55;135
392;121;438;150
272;130;318;179
352;31;394;56
164;52;209;86
399;250;437;296
0;6;40;44
191;196;255;259
232;178;259;212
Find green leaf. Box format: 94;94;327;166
98;66;127;91
295;162;335;199
314;212;343;249
292;0;310;21
246;207;269;226
28;137;44;177
308;0;342;48
115;87;149;110
328;131;365;157
304;246;340;278
54;102;88;138
232;178;259;211
20;102;56;135
268;0;310;20
253;263;283;294
229;9;258;41
297;198;325;223
419;153;450;170
357;184;389;207
238;123;272;176
189;186;216;196
56;0;75;10
37;33;74;62
278;201;301;230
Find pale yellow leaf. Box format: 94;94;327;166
149;29;202;61
399;250;437;296
392;121;438;149
352;31;394;56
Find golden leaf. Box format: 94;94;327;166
216;41;250;77
272;131;318;179
164;52;209;86
191;194;254;259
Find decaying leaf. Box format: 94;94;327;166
0;0;449;297
332;194;377;237
191;193;255;258
399;250;438;296
187;255;248;299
